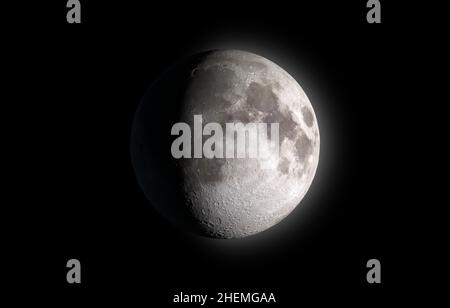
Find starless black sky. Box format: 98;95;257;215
5;0;440;306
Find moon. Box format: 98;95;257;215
131;50;320;239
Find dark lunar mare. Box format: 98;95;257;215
130;51;215;236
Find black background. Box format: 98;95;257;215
7;0;438;306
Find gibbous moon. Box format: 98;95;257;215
131;50;320;239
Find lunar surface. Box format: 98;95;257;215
131;50;320;239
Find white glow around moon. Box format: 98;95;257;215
131;48;323;240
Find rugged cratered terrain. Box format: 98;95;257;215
131;50;319;239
